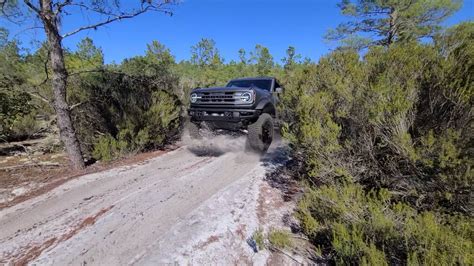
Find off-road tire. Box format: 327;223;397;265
247;113;274;153
188;121;202;139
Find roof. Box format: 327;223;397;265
229;76;275;81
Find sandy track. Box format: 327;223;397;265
0;137;288;265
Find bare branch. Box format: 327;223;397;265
0;0;8;15
69;101;87;110
61;3;173;38
13;26;45;38
69;68;105;76
60;2;122;17
23;0;41;15
53;0;72;15
25;48;52;106
39;48;51;87
26;91;50;104
1;0;25;24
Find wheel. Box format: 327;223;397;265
187;121;202;139
247;113;274;153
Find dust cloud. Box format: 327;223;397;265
182;124;259;160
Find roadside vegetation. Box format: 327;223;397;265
1;0;472;264
251;228;293;251
280;1;473;264
0;34;279;160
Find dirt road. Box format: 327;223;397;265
0;136;292;265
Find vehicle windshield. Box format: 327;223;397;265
226;79;272;91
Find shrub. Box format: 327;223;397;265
0;89;34;141
76;71;182;160
92;134;119;162
144;90;181;148
252;228;265;251
268;229;293;249
297;183;473;264
10;113;39;140
283;23;473;264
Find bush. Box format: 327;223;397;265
297;183;473;264
74;70;182;160
268;229;293;249
0;89;34;141
144;90;181;147
91;93;181;162
282;23;474;264
252;228;265;251
9;113;39;140
92;134;119;162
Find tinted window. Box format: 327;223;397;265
274;80;280;89
226;79;272;91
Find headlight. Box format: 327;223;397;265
241;92;253;102
190;93;198;103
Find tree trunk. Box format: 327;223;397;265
40;0;85;169
387;7;398;46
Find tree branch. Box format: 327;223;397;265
0;0;9;17
25;48;52;105
38;48;51;87
1;0;25;24
23;0;41;15
13;26;45;38
26;91;50;104
69;101;87;110
53;0;72;15
60;2;122;17
69;68;105;76
61;4;172;38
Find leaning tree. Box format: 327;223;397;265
0;0;177;169
327;0;462;49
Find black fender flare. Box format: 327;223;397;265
256;99;276;116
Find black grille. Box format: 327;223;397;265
200;92;236;103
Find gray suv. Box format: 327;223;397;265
188;77;283;152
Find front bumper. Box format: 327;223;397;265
188;107;260;124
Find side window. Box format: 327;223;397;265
273;80;280;91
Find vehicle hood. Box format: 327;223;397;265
192;86;253;93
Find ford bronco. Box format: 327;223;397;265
187;77;283;153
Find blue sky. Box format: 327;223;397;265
2;0;473;64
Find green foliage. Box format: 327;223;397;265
190;38;222;67
0;31;37;140
92;134;119;162
10;112;39;139
92;124;156;162
297;183;473;264
282;46;302;70
0;9;470;264
268;229;293;249
252;228;265;251
144;90;181;144
283;31;472;204
67;37;104;71
250;44;274;76
284;22;474;264
146;40;175;66
0;27;7;47
58;39;183;158
0;89;32;139
251;228;295;251
327;0;462;48
81;72;182;159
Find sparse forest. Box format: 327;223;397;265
1;0;472;264
0;34;284;158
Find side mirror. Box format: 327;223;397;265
275;87;283;93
